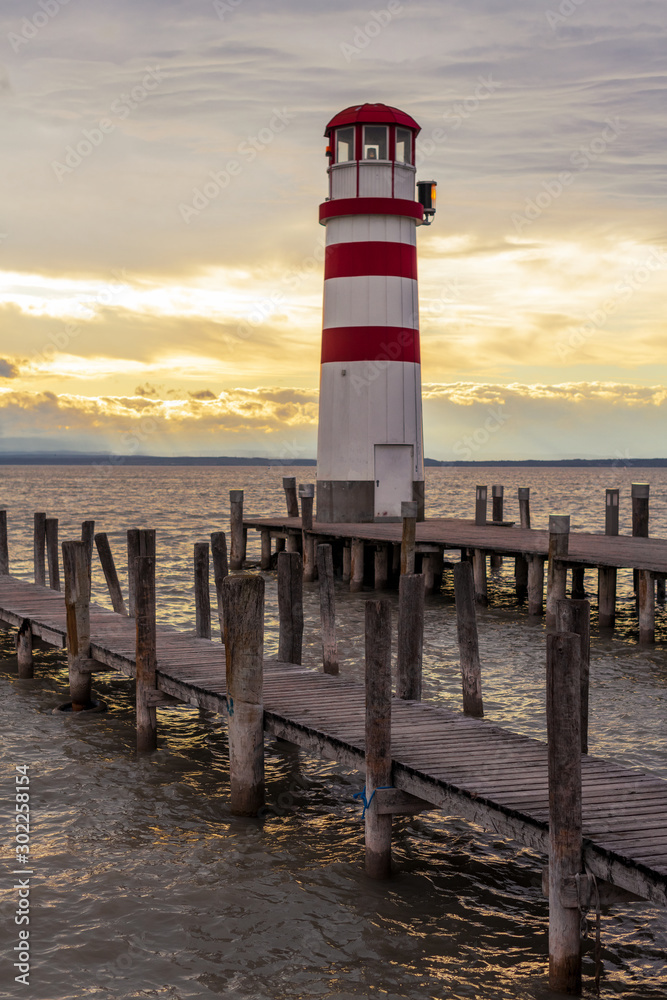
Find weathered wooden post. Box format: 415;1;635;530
300;484;316;583
638;570;655;644
317;543;339;675
374;544;390;590
396;573;424;701
0;509;8;575
34;512;46;586
546;515;570;628
277;551;303;664
135;545;158;752
556;599;590;754
62;540;93;710
222;574;265;816
364;599;393;879
657;576;666;604
45;517;60;591
229;490;245;571
632;482;649;594
490;485;503;568
472;549;488;606
350;538;365;593
474;485;487;526
15;619;33;679
518;487;531;529
546;630;583;995
598;488;618;627
81;520;95;584
571;567;585;600
342;543;351;584
127;528;140;617
211;530;229;638
528;555;545;616
400;501;418;575
453;561;483;717
194;541;211;639
286;531;300;554
94;532;127;614
283;476;299;518
260;529;272;571
515;488;530;603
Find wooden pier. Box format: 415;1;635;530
2;499;667;994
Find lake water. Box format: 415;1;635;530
1;464;666;1000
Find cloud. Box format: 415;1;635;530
0;359;19;378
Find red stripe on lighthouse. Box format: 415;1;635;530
321;326;420;364
319;197;424;223
324;242;417;280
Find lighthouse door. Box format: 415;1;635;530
374;445;414;520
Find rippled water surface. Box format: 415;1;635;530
1;465;666;999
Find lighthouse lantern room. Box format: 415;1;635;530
316;103;435;523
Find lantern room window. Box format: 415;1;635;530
395;127;413;164
363;125;387;160
336;127;355;163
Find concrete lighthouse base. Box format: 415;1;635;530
317;480;424;524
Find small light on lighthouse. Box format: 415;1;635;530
417;180;437;224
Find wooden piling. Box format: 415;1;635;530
350;538;364;592
400;501;418;575
260;529;272;570
286;532;300;554
194;542;211;639
300;484;316;583
518;487;531;529
598;488;619;627
94;532;127;615
45;517;60;591
556;599;590;754
222;574;265;816
342;543;351;584
638;570;655;644
229;490;245;571
396;573;424;701
81;519;95;584
546;631;583;996
0;510;8;575
374;544;390;591
472;549;488;606
453;561;483;717
570;566;586;600
283;476;299;518
34;512;46;586
211;531;229;638
317;543;339;675
528;555;545;616
474;485;488;526
135;547;158;753
514;555;528;602
364;599;393;879
277;551;303;665
657;577;666;604
62;540;93;710
15;618;33;679
632;483;649;595
127;529;140;617
605;487;619;537
490;485;503;568
546;515;570;628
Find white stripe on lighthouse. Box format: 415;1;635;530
323;275;419;330
325;214;417;247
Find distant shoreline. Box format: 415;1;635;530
0;454;666;468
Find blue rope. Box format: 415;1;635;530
353;785;393;819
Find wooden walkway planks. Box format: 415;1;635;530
1;574;666;905
244;515;667;574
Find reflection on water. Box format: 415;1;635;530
0;466;666;999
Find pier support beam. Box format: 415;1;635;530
34;512;46;586
15;619;33;679
222;574;265;817
546;631;583;996
317;544;339;675
0;509;8;575
229;490;245;571
514;555;528;603
194;542;211;640
350;539;364;593
211;531;229;639
127;529;139;617
45;517;60;591
546;515;570;628
300;484;316;583
396;573;423;701
260;529;272;571
454;562;483;717
278;551;303;664
342;543;351;584
63;540;93;710
528;555;545;616
571;567;586;600
556;599;590;755
364;599;393;879
136;540;158;753
81;520;95;585
638;570;655;644
374;544;390;591
95;533;127;615
490;485;503;568
472;549;487;606
598;488;619;628
400;502;417;575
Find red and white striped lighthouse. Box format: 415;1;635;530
316;103;435;523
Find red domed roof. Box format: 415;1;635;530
325;103;420;135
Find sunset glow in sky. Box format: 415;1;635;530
2;0;666;459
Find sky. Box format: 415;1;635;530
1;0;666;461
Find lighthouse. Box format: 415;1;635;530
316;103;435;523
